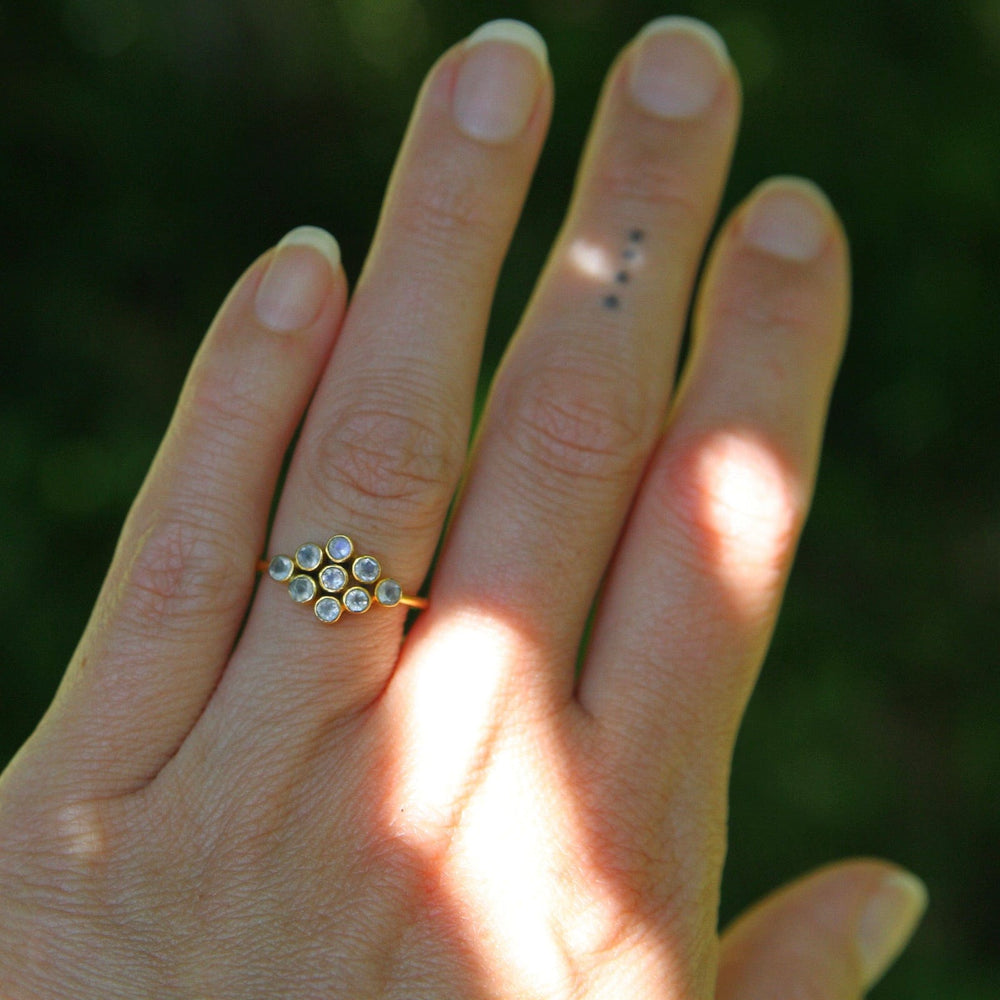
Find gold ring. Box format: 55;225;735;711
257;533;428;624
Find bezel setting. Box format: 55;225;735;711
319;565;348;593
375;578;402;607
268;555;294;583
343;586;371;614
314;596;342;623
289;574;317;604
352;555;381;584
326;535;354;562
295;543;324;572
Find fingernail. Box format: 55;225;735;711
629;16;729;119
741;178;832;261
254;226;340;332
453;19;547;143
856;871;928;989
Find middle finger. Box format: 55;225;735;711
435;18;741;702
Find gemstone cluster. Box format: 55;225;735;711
267;533;404;623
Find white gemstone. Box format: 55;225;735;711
375;579;402;607
314;596;341;623
295;543;323;571
343;587;371;613
319;565;347;592
268;555;294;582
288;575;317;603
326;534;353;562
353;555;381;584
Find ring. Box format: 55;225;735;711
257;533;428;624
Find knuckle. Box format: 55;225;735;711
593;156;704;228
117;514;246;628
716;280;818;339
186;366;280;449
391;170;501;255
500;362;652;487
310;389;462;527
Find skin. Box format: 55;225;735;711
0;19;922;1000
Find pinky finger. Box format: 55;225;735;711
717;860;928;999
29;227;346;798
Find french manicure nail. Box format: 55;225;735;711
629;16;729;119
856;871;928;989
741;178;833;261
254;226;340;332
453;19;547;143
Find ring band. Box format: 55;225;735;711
257;533;428;624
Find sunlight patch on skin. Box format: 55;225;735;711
449;748;574;994
387;608;608;993
390;609;522;836
687;430;800;618
436;718;680;995
385;606;688;995
567;238;618;283
54;801;106;860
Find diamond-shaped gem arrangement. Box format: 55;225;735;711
267;534;404;623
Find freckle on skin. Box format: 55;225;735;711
623;247;638;260
616;270;629;283
628;228;645;242
603;294;620;309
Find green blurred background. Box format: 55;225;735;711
1;0;997;995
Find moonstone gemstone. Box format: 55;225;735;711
353;555;381;584
319;565;348;593
343;587;371;614
314;596;342;623
326;535;354;562
295;543;324;572
288;575;317;603
375;579;402;607
268;555;294;582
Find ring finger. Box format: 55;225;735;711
225;21;553;720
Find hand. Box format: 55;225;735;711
0;17;925;999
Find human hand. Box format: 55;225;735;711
0;17;925;999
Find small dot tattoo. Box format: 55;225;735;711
600;228;647;309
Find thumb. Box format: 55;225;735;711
716;859;928;999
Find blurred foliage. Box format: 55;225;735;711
0;0;997;996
